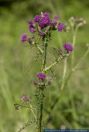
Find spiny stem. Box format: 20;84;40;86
37;45;43;54
37;38;48;132
43;55;65;72
14;103;36;120
39;89;45;132
43;58;59;72
29;104;37;120
17;119;36;132
42;38;48;70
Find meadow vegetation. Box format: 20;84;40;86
0;0;89;131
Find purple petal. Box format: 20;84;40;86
21;33;28;42
37;72;46;80
64;43;73;53
34;15;41;22
58;23;65;32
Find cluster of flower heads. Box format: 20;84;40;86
29;12;64;33
21;12;65;43
21;12;73;53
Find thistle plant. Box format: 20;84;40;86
14;12;88;132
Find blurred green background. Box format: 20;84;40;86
0;0;89;131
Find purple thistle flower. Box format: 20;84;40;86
64;43;73;53
34;15;41;22
21;33;28;42
58;23;65;32
37;72;46;80
39;12;50;29
29;20;35;33
29;27;35;33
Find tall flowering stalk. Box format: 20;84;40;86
18;12;75;132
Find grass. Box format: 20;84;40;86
0;0;89;131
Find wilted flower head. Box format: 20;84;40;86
64;43;73;53
69;16;86;29
21;33;28;42
21;95;30;102
37;72;46;80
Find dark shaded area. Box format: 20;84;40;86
0;0;19;7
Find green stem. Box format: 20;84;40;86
43;55;64;72
60;58;67;90
14;103;36;120
42;38;48;70
72;47;89;71
46;58;68;124
37;45;43;54
37;38;48;132
18;119;36;132
39;89;45;132
29;104;37;120
71;26;78;67
43;60;57;72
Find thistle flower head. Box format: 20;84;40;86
21;33;28;42
26;12;65;34
34;15;41;22
37;72;46;80
58;23;65;32
39;12;50;29
64;43;73;53
21;12;65;45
